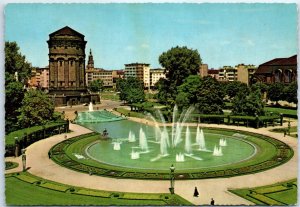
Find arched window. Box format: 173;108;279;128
284;69;293;83
274;69;282;83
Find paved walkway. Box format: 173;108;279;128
5;119;298;205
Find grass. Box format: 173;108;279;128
5;172;192;206
100;91;120;101
229;178;297;205
115;108;146;118
265;107;297;116
270;126;298;138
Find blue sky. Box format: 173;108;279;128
5;3;298;69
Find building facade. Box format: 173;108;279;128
253;55;297;84
218;64;257;84
208;69;219;80
124;63;150;88
199;64;208;77
28;67;49;89
85;49;122;88
47;26;99;106
150;68;165;87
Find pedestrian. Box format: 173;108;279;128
210;198;215;205
193;187;199;197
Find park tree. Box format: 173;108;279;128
176;75;225;114
250;82;268;94
5;41;31;82
88;79;104;92
5;41;32;133
232;89;264;116
267;82;285;105
224;81;249;100
17;89;55;128
196;76;225;114
116;77;145;103
283;82;297;105
157;46;202;103
176;75;201;109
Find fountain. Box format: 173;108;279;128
139;128;149;152
219;138;227;147
184;127;192;155
176;153;185;162
113;142;121;150
128;131;136;142
131;149;140;159
89;102;93;112
213;145;223;156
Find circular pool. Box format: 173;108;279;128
50;120;293;179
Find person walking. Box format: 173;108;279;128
193;187;199;197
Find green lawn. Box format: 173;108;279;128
271;126;298;138
100;91;120;101
229;179;297;205
265;107;297;116
5;172;192;206
115;108;146;118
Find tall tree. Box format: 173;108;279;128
176;75;225;114
88;79;104;92
267;82;284;105
116;77;145;103
157;46;202;103
5;41;31;82
17;90;55;128
283;82;297;105
232;89;264;116
5;41;32;133
224;81;249;100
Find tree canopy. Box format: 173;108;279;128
88;79;104;92
116;77;145;103
267;82;284;104
17;90;55;128
224;81;249;100
232;89;265;116
283;82;297;105
176;75;225;114
157;46;202;103
5;41;32;133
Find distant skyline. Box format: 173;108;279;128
5;3;298;69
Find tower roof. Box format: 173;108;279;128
49;26;85;38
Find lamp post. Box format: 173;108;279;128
169;164;175;194
21;149;26;172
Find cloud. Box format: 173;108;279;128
220;40;231;45
125;45;135;51
241;38;255;47
141;43;150;49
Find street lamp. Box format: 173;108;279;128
169;164;175;194
21;149;26;172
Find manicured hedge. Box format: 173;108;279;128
5;121;69;157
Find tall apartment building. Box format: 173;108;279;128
236;64;257;85
218;66;237;82
218;64;257;84
124;63;150;88
150;68;165;87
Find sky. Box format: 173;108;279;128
4;3;298;70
